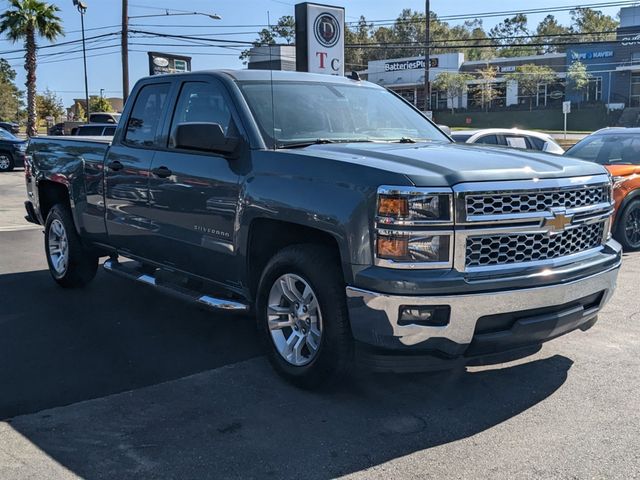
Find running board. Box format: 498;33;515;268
103;259;249;313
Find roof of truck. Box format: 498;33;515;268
153;69;377;87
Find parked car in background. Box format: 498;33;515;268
451;128;565;154
0;127;27;172
88;112;121;124
48;122;66;136
0;121;20;135
74;123;117;136
565;127;640;250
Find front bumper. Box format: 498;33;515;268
346;245;621;371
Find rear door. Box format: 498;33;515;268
145;78;245;284
104;81;173;257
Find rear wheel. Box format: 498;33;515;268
0;152;13;172
45;205;99;288
256;245;353;389
616;200;640;251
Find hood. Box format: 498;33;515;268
0;138;25;147
297;142;607;187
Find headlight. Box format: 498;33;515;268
612;175;627;189
377;186;452;224
375;186;454;269
14;143;27;152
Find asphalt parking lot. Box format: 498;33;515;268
1;170;639;479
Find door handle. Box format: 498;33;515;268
152;166;173;178
107;160;123;171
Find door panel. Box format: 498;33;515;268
104;82;171;256
145;80;243;285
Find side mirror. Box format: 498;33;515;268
174;122;239;155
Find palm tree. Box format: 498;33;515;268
0;0;63;137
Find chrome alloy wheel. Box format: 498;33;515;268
267;273;323;366
0;154;10;171
48;219;69;276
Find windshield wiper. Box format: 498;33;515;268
277;138;337;149
397;137;417;143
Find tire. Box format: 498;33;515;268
615;199;640;251
256;244;353;389
0;152;13;172
44;204;99;288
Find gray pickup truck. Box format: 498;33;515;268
24;70;621;387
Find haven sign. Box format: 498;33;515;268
295;3;345;76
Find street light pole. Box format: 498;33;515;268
424;0;430;113
73;0;90;120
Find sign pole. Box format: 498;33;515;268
562;101;571;141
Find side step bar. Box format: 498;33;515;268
103;259;249;313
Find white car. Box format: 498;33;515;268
451;128;565;154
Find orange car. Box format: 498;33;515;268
565;128;640;250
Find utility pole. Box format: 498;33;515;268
424;0;430;113
121;0;129;102
73;1;90;120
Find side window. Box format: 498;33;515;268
78;126;103;136
104;126;116;136
505;136;529;149
124;83;170;147
476;134;499;145
169;81;233;148
528;136;545;150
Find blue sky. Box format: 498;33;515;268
0;0;624;107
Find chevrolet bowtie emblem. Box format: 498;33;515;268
543;209;574;235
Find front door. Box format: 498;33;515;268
104;82;173;257
145;79;245;286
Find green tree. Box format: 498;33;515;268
488;14;536;57
0;58;22;122
535;15;573;54
89;96;114;113
505;64;556;111
0;0;63;137
567;60;591;105
570;8;618;41
36;88;64;121
239;15;295;64
432;72;472;114
473;66;500;112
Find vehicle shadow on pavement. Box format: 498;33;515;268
0;268;262;420
1;265;574;479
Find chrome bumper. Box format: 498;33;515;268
346;261;620;355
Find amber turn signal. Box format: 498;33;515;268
378;195;409;217
377;236;409;259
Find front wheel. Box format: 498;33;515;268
0;152;14;172
615;200;640;251
45;205;99;288
256;245;353;389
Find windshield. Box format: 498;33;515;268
238;81;449;148
0;128;17;140
565;133;640;165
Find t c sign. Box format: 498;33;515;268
295;3;345;76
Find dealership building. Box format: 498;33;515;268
361;5;640;114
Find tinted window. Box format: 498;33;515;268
239;81;449;147
90;114;115;123
451;133;472;143
0;128;17;140
104;126;116;135
76;126;105;136
124;83;170;147
566;134;640;165
169;81;233;148
528;136;546;150
476;134;499;145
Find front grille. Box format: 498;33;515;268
466;222;605;268
466;185;609;217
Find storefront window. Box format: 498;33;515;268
584;77;602;102
467;82;506;110
630;73;640;107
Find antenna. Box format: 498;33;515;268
268;11;277;151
